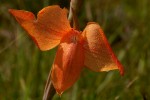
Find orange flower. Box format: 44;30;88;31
9;5;124;95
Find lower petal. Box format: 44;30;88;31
51;30;84;95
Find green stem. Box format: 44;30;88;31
42;69;56;100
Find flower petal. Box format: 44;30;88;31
51;29;84;95
82;22;124;75
9;5;71;51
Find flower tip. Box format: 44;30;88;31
119;66;124;76
56;91;63;97
120;70;124;76
8;9;17;14
8;9;13;13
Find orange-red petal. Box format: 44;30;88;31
9;5;71;51
51;29;84;95
82;22;124;75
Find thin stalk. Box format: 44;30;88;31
42;71;55;100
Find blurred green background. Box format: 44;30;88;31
0;0;150;100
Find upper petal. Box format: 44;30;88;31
82;22;124;75
51;29;84;95
9;5;71;51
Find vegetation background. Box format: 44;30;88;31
0;0;150;100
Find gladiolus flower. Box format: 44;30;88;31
9;5;124;95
